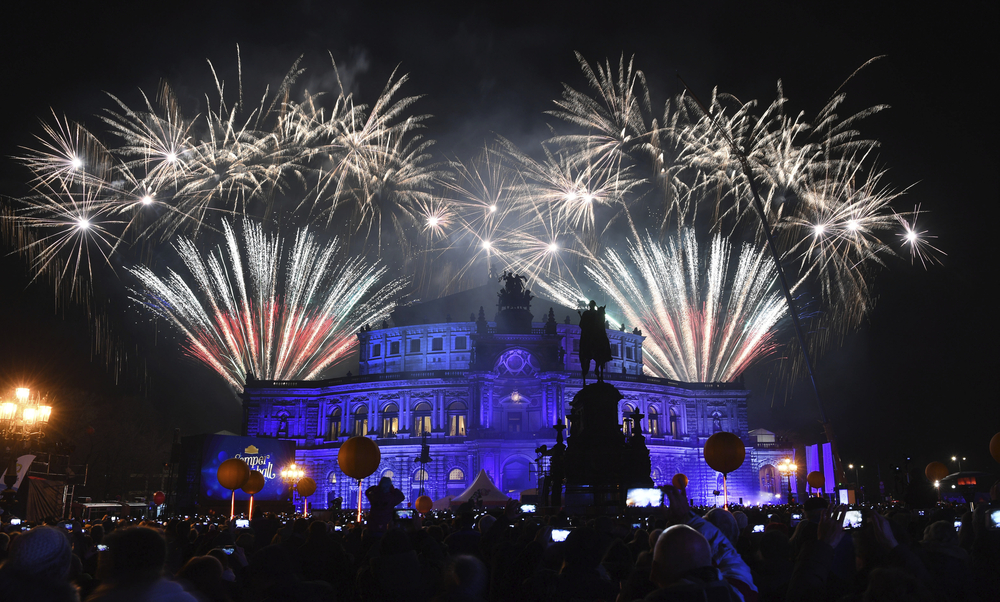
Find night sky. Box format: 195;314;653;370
1;1;997;491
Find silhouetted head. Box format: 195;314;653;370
651;525;712;587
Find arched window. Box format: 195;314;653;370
353;406;368;436
669;407;680;439
711;411;722;433
383;469;395;481
413;402;432;436
621;404;635;437
413;468;430;482
328;471;337;485
648;406;660;437
277;413;289;438
448;468;465;482
447;401;467;436
329;408;342;439
381;403;399;437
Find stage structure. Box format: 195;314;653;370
241;276;795;509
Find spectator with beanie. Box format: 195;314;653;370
0;525;79;602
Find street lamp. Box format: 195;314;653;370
1;388;53;508
951;456;965;472
280;463;305;513
777;458;797;503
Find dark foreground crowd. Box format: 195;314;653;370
1;485;998;602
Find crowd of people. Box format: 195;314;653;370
0;483;997;602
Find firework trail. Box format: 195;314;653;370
128;219;406;388
539;229;787;382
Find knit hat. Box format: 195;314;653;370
731;510;748;531
7;526;72;579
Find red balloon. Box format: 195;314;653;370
152;491;166;505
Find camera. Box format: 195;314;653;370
987;508;1000;530
235;519;249;528
395;509;414;519
9;518;20;526
752;524;765;533
520;504;536;513
97;544;109;552
842;509;863;530
551;528;571;542
222;545;235;555
626;488;664;508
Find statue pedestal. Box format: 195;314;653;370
563;382;653;514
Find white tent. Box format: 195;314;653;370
450;469;511;507
431;495;454;510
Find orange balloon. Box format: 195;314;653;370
672;473;689;489
338;436;381;480
806;471;825;489
925;461;949;482
704;432;746;474
297;477;317;497
241;470;266;495
217;458;251;490
415;495;433;514
990;433;1000;464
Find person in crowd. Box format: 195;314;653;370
0;525;79;602
644;524;743;601
86;526;197;601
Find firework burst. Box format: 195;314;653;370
128;219;405;388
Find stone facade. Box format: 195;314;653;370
242;301;795;508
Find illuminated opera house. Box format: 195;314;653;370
241;277;794;509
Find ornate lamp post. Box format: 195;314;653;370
280;463;305;513
777;458;797;503
1;388;53;512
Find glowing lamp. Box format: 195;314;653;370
510;391;521;402
22;407;37;425
37;406;52;423
0;403;16;421
15;388;29;401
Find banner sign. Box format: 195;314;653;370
199;435;296;501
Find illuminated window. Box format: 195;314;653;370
410;339;421;353
328;471;337;484
622;405;634;437
381;403;399;436
413;469;429;482
432;337;443;351
353;406;368;436
414;402;432;436
389;341;400;355
383;470;395;480
507;413;522;433
329;408;342;439
670;407;680;439
454;336;467;350
447;401;467;436
648;406;660;437
448;468;465;481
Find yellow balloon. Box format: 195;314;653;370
806;471;825;489
415;495;433;514
990;433;1000;464
241;470;265;495
703;432;745;474
925;461;948;482
297;477;317;497
672;473;689;489
338;436;382;479
217;458;251;490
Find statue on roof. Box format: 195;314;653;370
497;271;533;310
